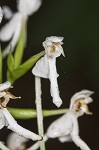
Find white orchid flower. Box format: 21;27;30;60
0;81;42;150
7;132;29;150
0;0;42;58
0;7;3;23
32;36;65;107
28;90;93;150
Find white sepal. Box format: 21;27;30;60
32;55;49;78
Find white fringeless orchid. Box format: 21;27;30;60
0;81;42;149
32;36;65;107
46;90;93;150
0;7;3;23
29;90;93;150
7;132;29;150
0;0;42;58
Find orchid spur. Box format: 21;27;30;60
0;0;42;58
32;36;65;107
28;90;93;150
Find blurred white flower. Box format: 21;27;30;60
17;0;42;16
29;90;93;150
0;81;42;150
32;36;65;107
2;6;13;20
7;132;28;150
0;0;42;58
0;7;3;23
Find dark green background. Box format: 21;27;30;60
0;0;99;149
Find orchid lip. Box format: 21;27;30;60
81;104;93;115
75;99;93;115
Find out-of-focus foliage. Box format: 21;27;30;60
7;26;44;84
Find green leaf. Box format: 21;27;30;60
7;49;15;83
14;21;25;69
7;49;14;72
8;107;68;119
0;46;2;83
10;51;44;84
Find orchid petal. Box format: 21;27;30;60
70;90;94;110
43;36;64;48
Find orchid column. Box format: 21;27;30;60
32;36;65;150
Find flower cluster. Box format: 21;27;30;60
0;2;94;150
29;90;93;150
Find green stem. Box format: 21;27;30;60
35;76;45;150
8;108;68;119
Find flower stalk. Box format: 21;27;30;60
35;76;45;150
